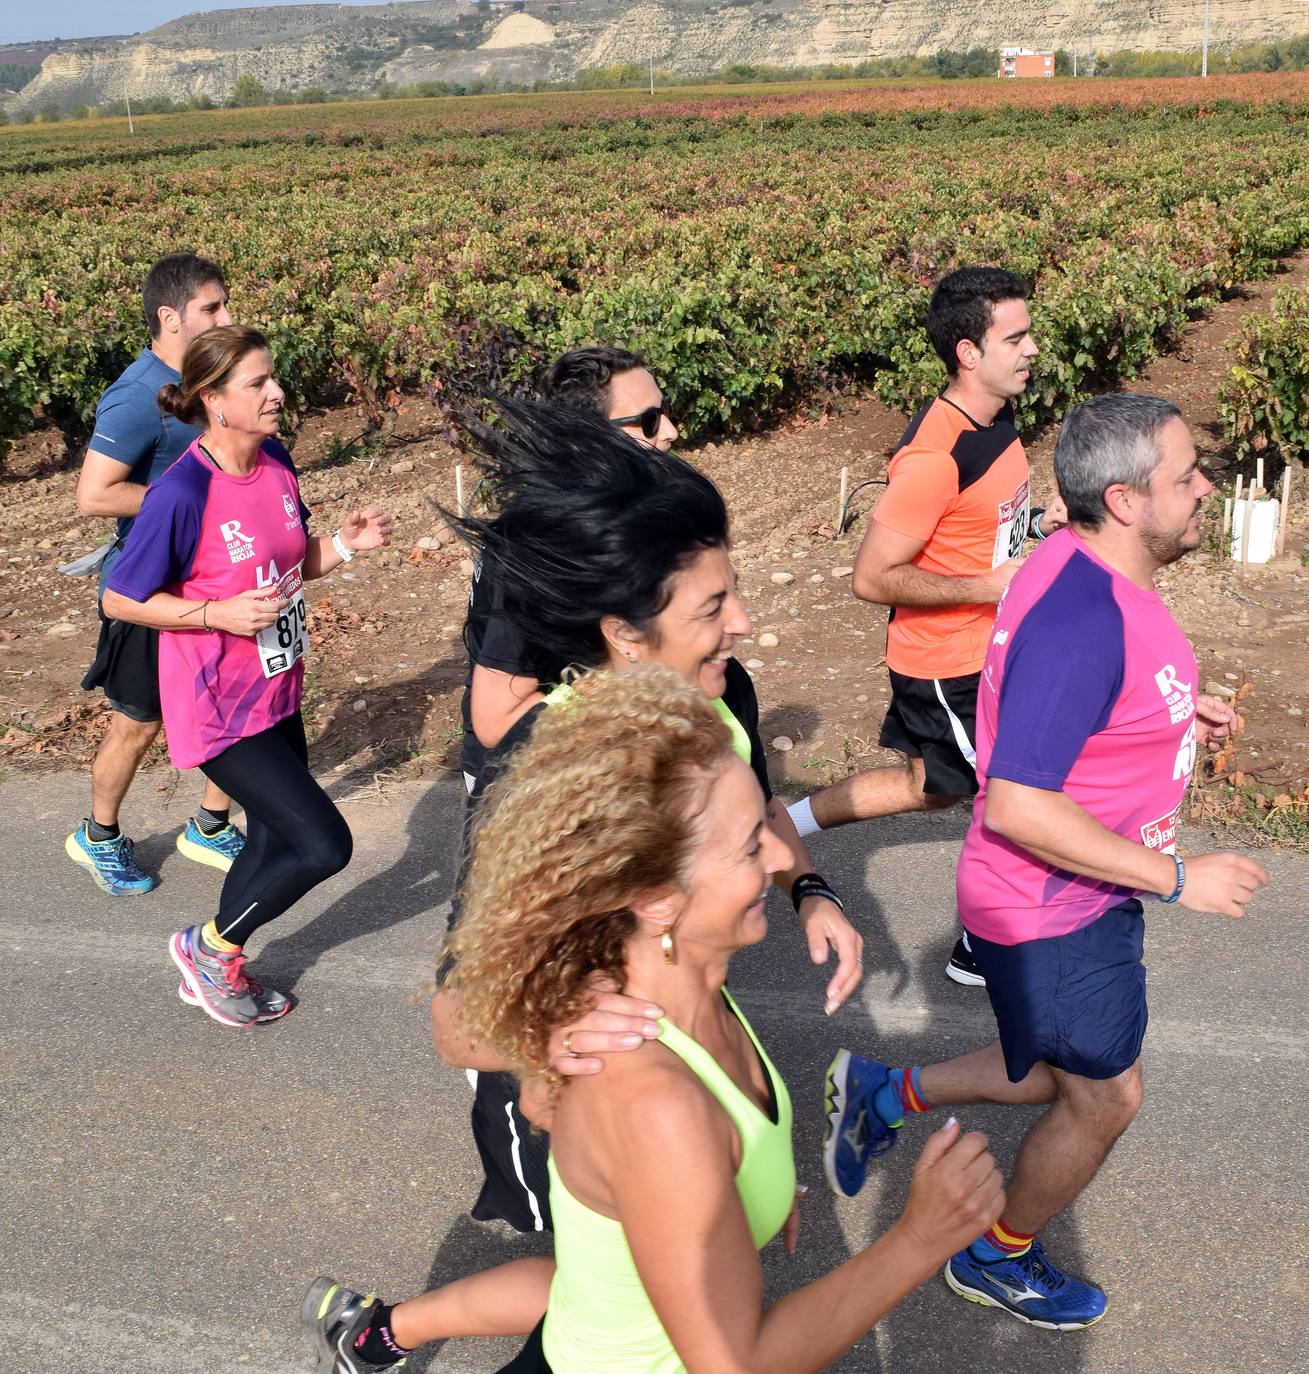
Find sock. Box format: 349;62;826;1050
873;1067;931;1127
195;806;230;836
200;919;241;955
354;1304;410;1365
787;796;821;839
969;1217;1036;1264
87;817;121;843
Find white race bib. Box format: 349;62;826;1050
255;563;308;679
992;478;1031;568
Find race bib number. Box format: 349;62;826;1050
255;564;308;679
992;478;1031;568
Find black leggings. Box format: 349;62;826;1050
199;712;352;947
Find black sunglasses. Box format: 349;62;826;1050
610;396;671;440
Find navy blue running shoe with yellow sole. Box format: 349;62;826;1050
65;821;156;896
944;1241;1107;1330
176;816;246;873
823;1050;903;1198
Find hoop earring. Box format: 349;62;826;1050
661;928;675;965
216;411;226;426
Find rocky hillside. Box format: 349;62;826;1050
11;0;1309;112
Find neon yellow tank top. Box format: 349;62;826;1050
542;991;795;1373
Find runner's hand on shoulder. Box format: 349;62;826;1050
340;506;393;552
547;975;664;1077
210;587;288;635
894;1118;1004;1265
1179;852;1269;918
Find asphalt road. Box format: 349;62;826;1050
2;768;1305;1374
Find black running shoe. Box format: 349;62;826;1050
946;935;986;987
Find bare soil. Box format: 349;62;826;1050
3;259;1307;841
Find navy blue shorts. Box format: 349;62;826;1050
968;899;1147;1083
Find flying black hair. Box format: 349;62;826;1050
449;396;729;684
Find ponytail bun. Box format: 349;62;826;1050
157;381;204;425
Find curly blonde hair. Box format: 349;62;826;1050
449;665;733;1086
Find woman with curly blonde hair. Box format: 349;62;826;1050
305;667;1002;1373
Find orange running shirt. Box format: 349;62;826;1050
873;395;1030;679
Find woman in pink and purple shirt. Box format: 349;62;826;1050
104;325;392;1028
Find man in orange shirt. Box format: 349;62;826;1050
788;267;1061;986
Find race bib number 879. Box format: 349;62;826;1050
255;564;308;678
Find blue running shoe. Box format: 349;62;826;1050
175;817;245;873
64;821;156;896
944;1241;1107;1330
823;1050;902;1198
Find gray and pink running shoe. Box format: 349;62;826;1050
168;924;274;1027
177;971;290;1023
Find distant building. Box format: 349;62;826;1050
998;48;1055;79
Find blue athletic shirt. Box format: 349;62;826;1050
90;347;204;543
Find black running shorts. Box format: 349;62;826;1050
81;613;162;723
878;668;980;797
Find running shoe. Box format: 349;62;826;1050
177;972;291;1023
64;821;156;896
301;1276;406;1373
823;1050;902;1198
946;934;987;988
175;817;246;873
944;1241;1108;1330
167;924;258;1027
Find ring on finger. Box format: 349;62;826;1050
562;1030;577;1057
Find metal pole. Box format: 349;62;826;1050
1073;52;1078;78
649;53;654;96
1202;0;1210;77
126;93;134;134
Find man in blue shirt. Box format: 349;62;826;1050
66;254;245;896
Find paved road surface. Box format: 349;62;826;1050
2;769;1304;1373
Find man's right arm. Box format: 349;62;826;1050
76;450;146;519
852;517;1017;608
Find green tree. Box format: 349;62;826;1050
297;87;328;104
232;74;266;107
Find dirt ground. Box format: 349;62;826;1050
3;258;1307;844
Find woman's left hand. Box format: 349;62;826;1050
798;896;863;1015
341;506;393;552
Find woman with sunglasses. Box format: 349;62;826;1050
304;668;1001;1373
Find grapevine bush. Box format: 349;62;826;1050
7;74;1309;460
1221;287;1309;467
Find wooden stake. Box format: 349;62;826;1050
1222;496;1232;539
837;466;849;537
1231;475;1243;559
1277;466;1292;558
1239;490;1256;564
455;464;465;517
1255;457;1265;497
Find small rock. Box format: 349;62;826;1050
417;534;444;550
856;694;868;703
351;698;367;713
771;735;794;753
809;573;824;583
770;572;795;585
757;632;779;648
832;566;854;578
1289;707;1303;717
1223;672;1239;681
46;622;77;636
390;460;415;475
745;658;765;669
440;624;458;635
1204;680;1236;698
37;538;53;550
459;558;475;578
353;674;371;684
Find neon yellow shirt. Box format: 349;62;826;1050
542;991;795;1373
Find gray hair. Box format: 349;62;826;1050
1055;394;1183;529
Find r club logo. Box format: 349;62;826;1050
282;492;297;519
219;518;255;564
1153;663;1195;726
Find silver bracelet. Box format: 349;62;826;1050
331;530;355;563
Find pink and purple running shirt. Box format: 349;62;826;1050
106;439;311;770
957;527;1198;945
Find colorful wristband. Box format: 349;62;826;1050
1159;852;1185;904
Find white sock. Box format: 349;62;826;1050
787;796;821;839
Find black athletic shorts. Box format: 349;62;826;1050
497;1320;551;1372
878;668;980;797
469;1069;552;1234
81;612;162;723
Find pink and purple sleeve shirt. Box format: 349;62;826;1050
957;527;1198;945
106;439;311;771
